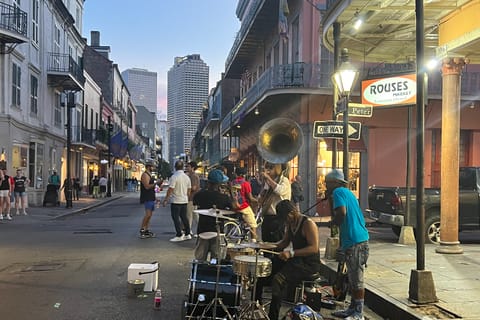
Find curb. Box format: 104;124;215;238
51;195;124;220
320;258;424;320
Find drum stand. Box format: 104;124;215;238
238;248;270;320
198;207;234;320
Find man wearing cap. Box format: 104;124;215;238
193;169;239;262
163;160;192;242
139;159;158;238
326;169;369;320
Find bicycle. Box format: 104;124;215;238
224;209;263;244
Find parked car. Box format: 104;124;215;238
366;167;480;244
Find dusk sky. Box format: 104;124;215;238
82;1;240;117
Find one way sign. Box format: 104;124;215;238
313;121;361;140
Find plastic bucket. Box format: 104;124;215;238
127;279;145;298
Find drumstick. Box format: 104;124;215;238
261;249;280;255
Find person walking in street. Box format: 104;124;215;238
13;169;30;215
265;199;321;320
99;175;108;198
291;174;304;211
186;161;200;235
163;160;191;242
0;169;12;220
326;169;369;320
193;169;238;262
257;162;291;242
232;166;258;240
139;159;158;239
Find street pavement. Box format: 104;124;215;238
9;193;480;319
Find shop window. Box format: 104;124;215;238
29;142;44;189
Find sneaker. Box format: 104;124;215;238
139;229;147;239
332;308;354;318
345;313;364;320
182;234;192;240
16;210;20;216
6;214;12;221
144;230;155;238
23;211;27;216
0;214;3;220
170;236;184;242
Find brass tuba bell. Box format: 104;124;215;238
257;118;304;164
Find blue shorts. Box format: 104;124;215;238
144;201;155;211
15;191;26;197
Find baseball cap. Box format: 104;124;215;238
208;169;229;184
145;158;157;167
325;169;348;184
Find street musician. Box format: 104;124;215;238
257;162;291;242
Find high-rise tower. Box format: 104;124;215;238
122;68;158;114
167;54;209;164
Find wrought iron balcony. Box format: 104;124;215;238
47;53;85;91
221;63;331;133
0;2;28;44
71;128;108;148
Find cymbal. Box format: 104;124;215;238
194;209;236;216
240;242;277;249
194;209;237;220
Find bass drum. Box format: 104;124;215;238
183;261;241;319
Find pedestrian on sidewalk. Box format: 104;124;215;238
163;160;191;242
91;176;99;198
0;168;12;220
139;159;159;238
13;169;30;215
326;169;369;320
99;175;108;198
291;174;304;211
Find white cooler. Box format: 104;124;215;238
127;262;159;292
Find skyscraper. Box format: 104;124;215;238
167;54;209;164
122;68;158;114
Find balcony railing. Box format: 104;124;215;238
71;128;108;146
225;0;263;71
47;53;85;89
0;2;28;42
221;63;331;132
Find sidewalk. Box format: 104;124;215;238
320;241;480;320
24;192;126;220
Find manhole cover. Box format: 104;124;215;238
73;228;112;234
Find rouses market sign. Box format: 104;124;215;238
361;73;416;107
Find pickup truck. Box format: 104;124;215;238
366;167;480;244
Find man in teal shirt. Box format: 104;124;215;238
326;169;369;320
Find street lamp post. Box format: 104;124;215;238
332;49;358;182
64;92;75;208
106;116;113;197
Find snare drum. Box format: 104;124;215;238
232;255;272;278
184;261;241;318
226;244;254;262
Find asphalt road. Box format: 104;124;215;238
8;192;478;319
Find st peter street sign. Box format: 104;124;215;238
313;121;361;140
348;103;373;117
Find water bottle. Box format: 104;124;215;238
153;289;162;310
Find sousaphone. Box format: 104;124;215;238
257;118;304;164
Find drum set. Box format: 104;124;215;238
183;208;277;320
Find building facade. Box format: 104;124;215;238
167;54;209;165
0;0;86;205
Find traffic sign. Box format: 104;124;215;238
313;121;361;140
348;103;373;117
